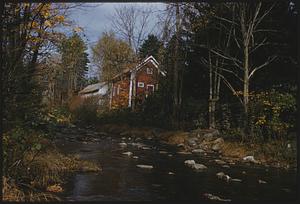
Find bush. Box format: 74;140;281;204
140;93;173;129
70;96;102;125
3;127;47;178
46;106;72;125
181;97;207;130
249;89;296;140
98;108;143;126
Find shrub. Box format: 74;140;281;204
70;96;102;125
249;89;296;140
181;97;207;130
46;106;72;125
3;127;46;178
98;108;143;126
140;93;173;129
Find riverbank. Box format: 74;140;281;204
2;138;101;202
93;123;296;170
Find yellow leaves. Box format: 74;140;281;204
55;15;65;23
46;184;63;193
23;3;30;7
44;20;52;27
263;100;271;106
31;21;39;29
255;116;266;126
73;27;83;33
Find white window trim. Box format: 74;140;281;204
147;67;153;74
138;82;144;88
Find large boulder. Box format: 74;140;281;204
137;164;153;169
187;137;198;146
192;149;205;154
192;163;207;171
212;137;224;144
211;138;224;151
184;160;196;167
243;155;260;164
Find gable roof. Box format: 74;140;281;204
111;55;166;81
79;81;108;95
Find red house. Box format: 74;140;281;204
109;56;166;110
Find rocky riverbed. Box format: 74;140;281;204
53;124;297;202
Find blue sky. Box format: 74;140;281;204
69;3;166;78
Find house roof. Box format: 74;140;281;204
111;55;166;81
78;82;107;95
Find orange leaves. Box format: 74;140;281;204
55;15;65;23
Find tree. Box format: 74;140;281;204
92;31;137;82
58;32;89;102
156;3;187;128
110;5;154;54
204;2;277;137
1;2;71;129
184;3;235;129
138;34;163;61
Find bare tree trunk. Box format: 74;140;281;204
172;3;180;128
131;71;136;111
208;50;213;129
240;3;250;138
243;46;250;137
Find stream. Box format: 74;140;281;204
54;126;297;202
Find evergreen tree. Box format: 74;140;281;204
59;32;89;102
138;34;163;60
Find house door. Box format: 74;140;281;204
147;85;155;95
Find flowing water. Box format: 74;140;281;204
54;126;297;202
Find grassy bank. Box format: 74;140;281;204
2;109;101;202
3;147;101;202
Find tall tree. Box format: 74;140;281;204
207;2;277;137
110;5;154;54
138;34;163;60
59;32;89;102
92;31;137;82
1;2;71;128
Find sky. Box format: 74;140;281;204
68;3;166;78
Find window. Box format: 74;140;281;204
138;82;144;88
147;67;153;74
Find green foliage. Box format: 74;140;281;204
138;34;163;61
181;97;208;130
59;32;89;91
45;106;72;125
140;93;173;129
249;89;296;140
3;126;46;178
